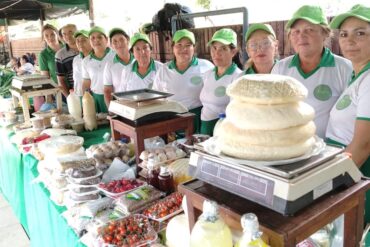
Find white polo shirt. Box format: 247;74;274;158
200;63;242;120
326;63;370;146
121;59;163;91
82;48;115;94
153;57;214;110
271;48;352;138
72;53;84;96
103;53;134;92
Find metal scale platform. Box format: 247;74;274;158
108;89;188;126
10;74;62;122
188;145;362;215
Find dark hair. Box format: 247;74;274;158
21;55;30;63
109;29;130;41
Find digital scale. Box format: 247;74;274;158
10;74;62;122
188;145;362;215
108;89;188;125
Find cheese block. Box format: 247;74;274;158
220;120;315;146
226;100;314;130
227;74;308;104
220;136;315;161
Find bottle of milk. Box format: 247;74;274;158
82;91;97;131
67;89;82;120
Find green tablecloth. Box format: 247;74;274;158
0;125;111;247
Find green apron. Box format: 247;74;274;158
200;119;218;136
189;106;202;134
326;138;370;224
92;92;108;113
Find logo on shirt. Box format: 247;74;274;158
336;95;351;110
314;84;332;101
190;76;203;85
214;86;226;97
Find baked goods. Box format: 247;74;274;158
70;165;98;178
218;74;316;160
227;74;308;104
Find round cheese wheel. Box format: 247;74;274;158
220;136;315;161
227;74;308;104
226;100;314;130
219;120;316;146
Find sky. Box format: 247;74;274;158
7;0;370;39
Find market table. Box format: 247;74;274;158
179;179;370;247
0;125;111;247
108;113;194;164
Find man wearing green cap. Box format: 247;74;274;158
103;28;134;108
82;26;114;113
243;23;279;74
153;29;214;134
199;28;241;135
119;33;162;92
326;4;370;224
72;30;92;97
272;5;352;139
55;24;79;99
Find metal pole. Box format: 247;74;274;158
89;0;95;27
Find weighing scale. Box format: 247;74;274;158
10;74;62;122
108;89;188;126
188;145;362;215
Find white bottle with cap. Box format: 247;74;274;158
67;89;82;120
236;213;269;247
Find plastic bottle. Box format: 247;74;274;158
190;200;233;247
82;91;97;131
147;158;160;189
67;89;82;120
235;213;269;247
213;113;226;137
158;166;175;195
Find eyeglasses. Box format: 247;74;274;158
339;28;370;41
247;39;272;51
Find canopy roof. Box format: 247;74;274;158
0;0;89;22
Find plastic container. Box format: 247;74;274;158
147;158;160;189
213;113;226;137
67;89;82;120
190;200;233;247
158;166;175;195
82;91;97;131
235;213;269;247
70;120;85;133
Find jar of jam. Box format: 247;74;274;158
146;158;160;189
158;166;175;195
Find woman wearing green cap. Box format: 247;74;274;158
120;33;162;92
244;23;279;74
153;29;214;134
272;5;352;139
82;26;114;113
73;30;92;98
326;4;370;223
103;28;134;108
199;28;242;136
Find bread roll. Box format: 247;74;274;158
220;120;315;146
226;101;314;130
227;74;308;104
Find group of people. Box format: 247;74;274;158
6;53;36;75
37;4;370;220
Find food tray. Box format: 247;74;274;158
141;192;183;222
97;180;146;199
112;89;173;102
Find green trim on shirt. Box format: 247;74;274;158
244;66;256;74
90;47;111;61
79;52;85;59
132;59;156;79
288;48;335;79
168;56;199;74
214;63;237;80
357;117;370;121
325;138;346;147
113;53;134;65
349;62;370;85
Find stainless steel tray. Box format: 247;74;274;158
112;89;173;102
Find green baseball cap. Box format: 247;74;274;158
88;26;106;37
330;4;370;29
245;23;276;41
130;33;152;47
173;29;195;44
208;28;237;46
108;27;129;39
286;5;328;29
74;30;88;38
